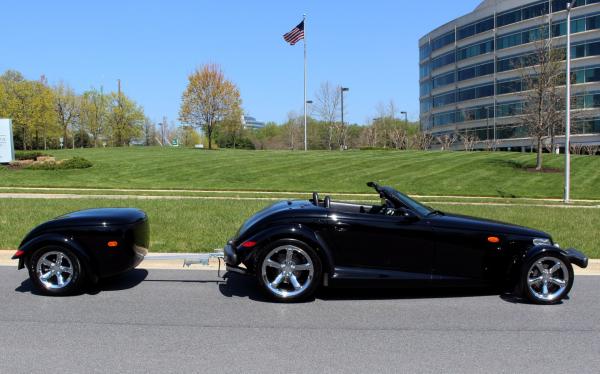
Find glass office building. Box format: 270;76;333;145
419;0;600;150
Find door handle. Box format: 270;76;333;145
333;223;350;232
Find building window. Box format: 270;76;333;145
432;31;455;51
457;17;494;40
432;72;455;89
457;39;494;61
420;43;432;60
433;92;456;108
420;63;431;79
497;9;521;27
431;51;456;70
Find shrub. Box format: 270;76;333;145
60;157;93;169
26;157;93;170
15;151;51;160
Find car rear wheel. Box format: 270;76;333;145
28;246;85;296
521;254;573;305
256;240;322;302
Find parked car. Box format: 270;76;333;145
224;182;588;304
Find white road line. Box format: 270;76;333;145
0;193;598;208
1;187;598;203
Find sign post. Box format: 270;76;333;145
0;119;15;164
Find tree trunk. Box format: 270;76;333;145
207;121;213;150
536;138;543;171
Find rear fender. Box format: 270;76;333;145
238;225;335;274
15;233;98;281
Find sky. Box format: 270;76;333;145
1;0;480;126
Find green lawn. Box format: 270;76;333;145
1;198;598;258
1;147;599;199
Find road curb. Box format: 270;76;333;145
1;250;598;274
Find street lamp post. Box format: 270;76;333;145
400;111;408;127
565;1;575;203
340;87;349;150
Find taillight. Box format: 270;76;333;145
241;241;257;248
13;249;25;258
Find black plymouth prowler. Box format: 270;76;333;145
224;182;588;304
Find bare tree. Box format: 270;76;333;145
483;138;500;152
518;34;565;170
284;111;302;150
436;133;458;151
314;82;340;150
583;145;599;156
461;133;478;152
411;132;433;150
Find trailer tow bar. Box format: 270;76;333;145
143;250;226;276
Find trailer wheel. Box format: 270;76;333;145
255;239;322;302
28;246;85;296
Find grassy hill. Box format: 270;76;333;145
1;147;599;199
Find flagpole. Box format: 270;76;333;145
303;13;308;151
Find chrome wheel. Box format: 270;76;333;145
35;251;74;290
261;245;314;298
527;256;569;302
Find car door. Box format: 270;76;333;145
429;219;495;284
324;210;434;280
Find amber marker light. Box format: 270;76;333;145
107;241;119;247
487;236;500;244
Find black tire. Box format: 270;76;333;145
255;239;322;303
520;253;574;305
27;246;85;296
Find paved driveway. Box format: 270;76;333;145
1;267;598;373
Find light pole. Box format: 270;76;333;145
400;111;408;127
340;87;349;126
565;1;575;203
340;87;349;150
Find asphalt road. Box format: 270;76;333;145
1;267;599;374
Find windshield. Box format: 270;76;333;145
387;189;434;217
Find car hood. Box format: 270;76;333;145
430;212;550;238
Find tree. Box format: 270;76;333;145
107;91;145;146
0;71;57;150
142;118;158;146
284;111;302;150
53;82;79;149
179;64;242;149
219;106;244;149
314;81;341;150
80;88;108;147
518;36;565;170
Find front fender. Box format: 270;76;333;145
525;245;588;269
14;233;97;278
237;224;335;274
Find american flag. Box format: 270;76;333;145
283;20;305;45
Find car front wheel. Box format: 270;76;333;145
521;254;574;305
256;240;322;302
27;246;85;296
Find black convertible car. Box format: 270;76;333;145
224;182;588;304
